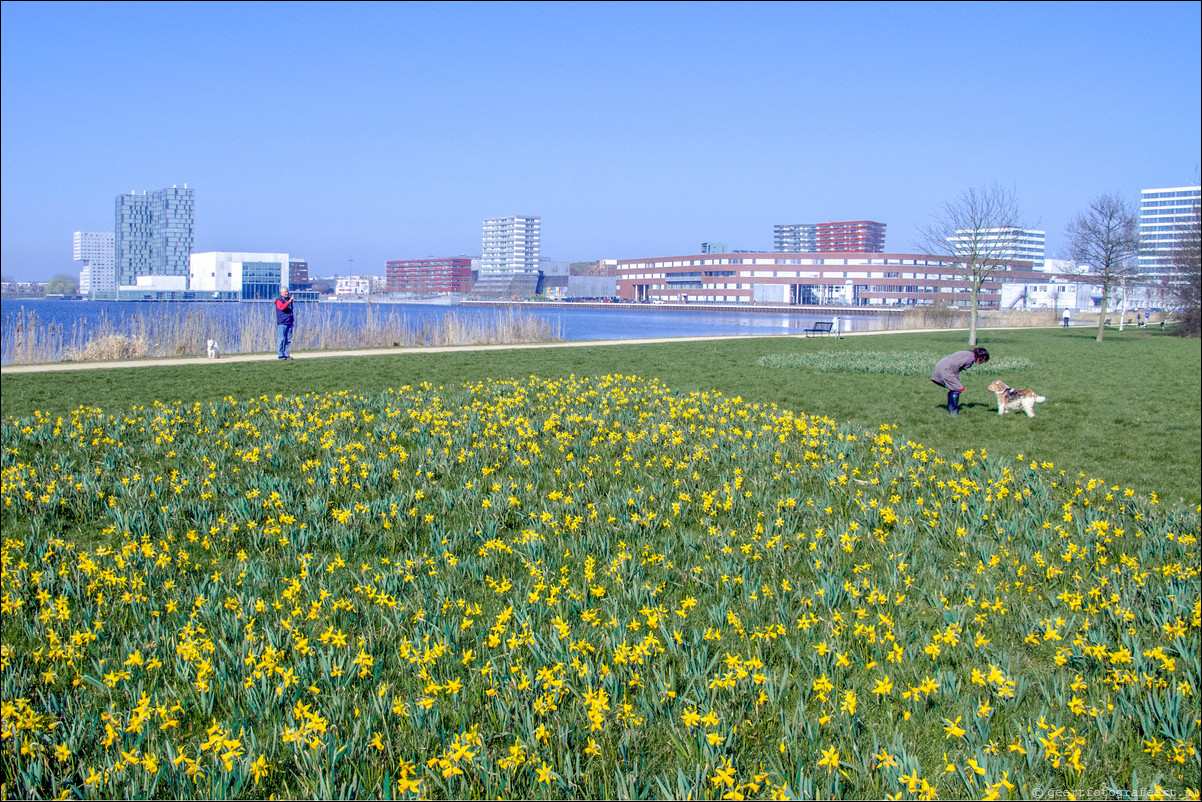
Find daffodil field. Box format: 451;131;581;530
2;374;1199;800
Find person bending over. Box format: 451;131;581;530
931;347;989;415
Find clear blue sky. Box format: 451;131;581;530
2;1;1199;281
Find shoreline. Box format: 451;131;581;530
0;325;1068;375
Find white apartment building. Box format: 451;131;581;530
1139;185;1200;277
481;216;540;275
948;228;1045;269
74;231;115;295
334;275;374;296
189;252;290;299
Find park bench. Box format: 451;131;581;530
803;321;834;338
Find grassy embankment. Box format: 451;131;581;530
3;326;1198;503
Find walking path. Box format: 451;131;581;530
0;327;1049;375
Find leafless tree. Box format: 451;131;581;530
1064;193;1142;343
1168;200;1201;337
916;183;1028;346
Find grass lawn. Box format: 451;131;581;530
2;326;1198;799
3;326;1198;503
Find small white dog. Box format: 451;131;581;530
206;338;221;359
987;380;1045;417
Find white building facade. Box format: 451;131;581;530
189;252;290;299
74;231;115;296
481;216;540;275
948;228;1045;269
1139;185;1200;278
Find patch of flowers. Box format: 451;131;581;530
1;375;1198;799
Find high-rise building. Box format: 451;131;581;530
773;224;817;253
74;231;115;296
948;228;1045;269
1139;185;1201;277
774;221;886;253
815;221;887;253
481;216;540;274
114;185;195;287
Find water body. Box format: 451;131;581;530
1;298;880;361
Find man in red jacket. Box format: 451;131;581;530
275;287;295;360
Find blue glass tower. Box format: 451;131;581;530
115;185;195;287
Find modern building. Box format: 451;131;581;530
189;252;290;299
773;224;817;253
701;241;728;255
947;227;1045;270
385;257;473;294
614;251;1041;307
774;221;886;253
289;259;310;287
1139;185;1201;277
114;185;195;288
334;276;374;297
481;216;540;275
74;231;115;296
815;221;886;253
999;258;1084;311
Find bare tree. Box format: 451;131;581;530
1168;199;1201;337
916;183;1028;346
1064;193;1142;343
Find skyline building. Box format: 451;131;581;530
481;215;540;274
73;231;115;296
815;220;886;253
773;221;886;253
189;251;289;299
385;257;473;294
773;224;817;253
1139;185;1200;277
948;227;1045;269
114;185;195;287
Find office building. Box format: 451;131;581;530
289;260;310;287
189;252;290;299
774;221;886;253
701;241;728;255
948;228;1045;269
385;257;473;293
773;224;817;253
1139;185;1201;277
114;185;195;287
615;251;1040;307
481;216;540;274
74;231;115;296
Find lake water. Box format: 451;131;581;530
1;298;882;362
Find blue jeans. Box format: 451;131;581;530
277;324;293;358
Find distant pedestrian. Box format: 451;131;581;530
275;287;295;360
931;347;989;416
1062;309;1071;328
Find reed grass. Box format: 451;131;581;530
0;305;562;365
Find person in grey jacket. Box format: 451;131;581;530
931;347;989;415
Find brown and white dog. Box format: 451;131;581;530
987;380;1045;417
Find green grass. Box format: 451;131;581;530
2;326;1199;503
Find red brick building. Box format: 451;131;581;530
385;258;472;293
815;221;886;253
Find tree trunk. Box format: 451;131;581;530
967;279;980;346
1097;285;1108;343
